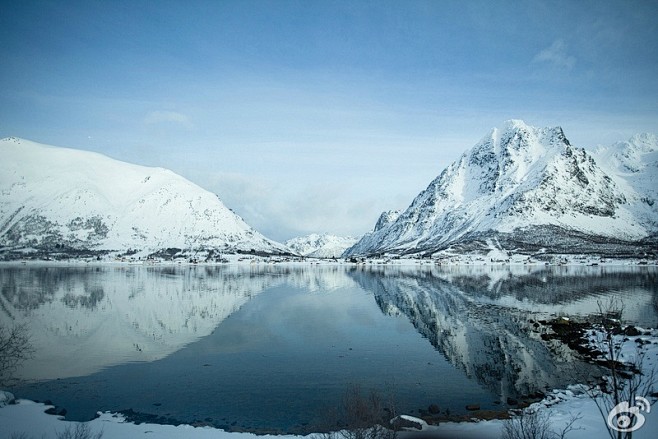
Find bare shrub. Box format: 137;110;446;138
316;384;397;439
0;323;33;386
587;298;656;439
56;423;103;439
502;409;581;439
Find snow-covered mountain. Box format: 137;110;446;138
285;233;358;258
0;137;288;258
346;120;658;257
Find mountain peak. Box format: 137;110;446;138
345;123;657;257
476;121;571;166
502;119;531;131
627;133;658;151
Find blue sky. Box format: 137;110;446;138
1;0;657;241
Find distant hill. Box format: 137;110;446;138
285;233;359;258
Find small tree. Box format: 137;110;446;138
588;298;656;439
0;323;33;386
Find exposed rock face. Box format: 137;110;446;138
374;210;401;232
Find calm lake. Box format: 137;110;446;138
2;263;657;433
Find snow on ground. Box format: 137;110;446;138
0;402;299;439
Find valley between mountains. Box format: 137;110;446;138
1;120;656;262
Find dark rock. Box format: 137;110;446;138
624;326;641;336
506;397;518;406
465;404;480;411
391;416;424;430
0;391;15;407
428;404;441;414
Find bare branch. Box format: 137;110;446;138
0;323;34;386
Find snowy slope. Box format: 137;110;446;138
285;233;358;258
0;137;288;256
591;133;658;234
346;121;658;257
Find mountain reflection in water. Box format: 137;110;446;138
350;265;656;400
2;263;656;432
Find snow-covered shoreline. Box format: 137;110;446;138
0;252;656;267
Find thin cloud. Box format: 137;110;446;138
533;39;576;70
207;172;383;242
144;110;193;129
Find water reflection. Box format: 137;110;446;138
0;265;293;379
1;263;656;431
351;264;656;396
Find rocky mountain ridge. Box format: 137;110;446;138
346;121;658;257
